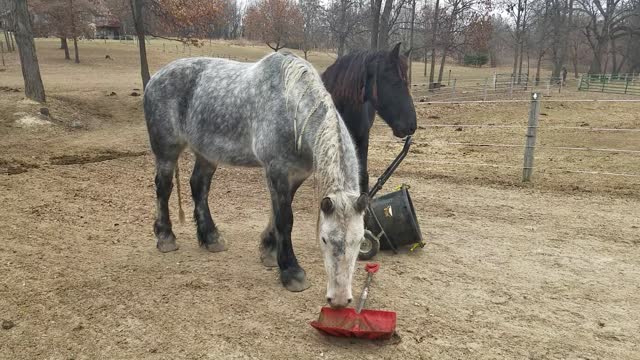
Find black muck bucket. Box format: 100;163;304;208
363;185;423;254
358;136;426;260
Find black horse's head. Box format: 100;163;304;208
364;42;417;138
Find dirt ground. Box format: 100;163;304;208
1;40;639;359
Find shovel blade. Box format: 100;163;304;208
310;307;396;340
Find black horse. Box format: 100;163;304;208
321;42;417;194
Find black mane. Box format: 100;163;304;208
321;50;408;105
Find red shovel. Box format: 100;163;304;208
310;263;397;340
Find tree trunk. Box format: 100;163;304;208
535;50;544;85
437;47;447;83
408;0;416;84
60;37;65;49
518;38;525;83
131;0;150;89
72;37;79;63
10;31;16;52
370;0;383;50
489;48;497;67
378;0;394;50
428;0;440;87
589;40;605;74
554;0;573;78
423;51;427;77
3;31;11;52
610;38;617;75
337;36;346;57
571;44;579;78
13;0;46;102
512;0;523;77
62;38;70;60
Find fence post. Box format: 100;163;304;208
493;72;497;90
523;92;541;182
448;69;451;86
451;79;457;97
483;77;488;101
625;76;630;94
0;41;4;67
547;77;551;96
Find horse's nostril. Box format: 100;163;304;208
347;298;352;304
327;297;332;304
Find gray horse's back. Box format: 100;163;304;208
144;56;263;166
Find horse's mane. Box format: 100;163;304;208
278;52;359;195
321;49;409;105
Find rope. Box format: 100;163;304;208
416;99;640;104
372;139;640;154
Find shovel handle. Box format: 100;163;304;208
356;263;379;313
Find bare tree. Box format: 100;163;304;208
547;0;575;78
326;0;362;56
5;0;46;102
506;0;528;80
244;0;303;51
575;0;637;73
300;0;321;58
428;0;441;86
408;0;416;83
31;0;95;63
437;0;475;83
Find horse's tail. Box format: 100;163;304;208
174;163;186;224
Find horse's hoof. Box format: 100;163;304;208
156;230;178;253
200;231;227;253
157;240;179;253
281;268;310;292
202;241;226;253
260;248;278;267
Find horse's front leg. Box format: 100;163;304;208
260;177;304;267
265;166;309;292
356;134;370;194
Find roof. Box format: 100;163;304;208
94;16;120;28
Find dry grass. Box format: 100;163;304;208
0;38;639;360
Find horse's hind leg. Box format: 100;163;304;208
154;155;180;252
190;155;226;252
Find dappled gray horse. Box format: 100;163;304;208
143;51;368;307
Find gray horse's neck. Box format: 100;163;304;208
278;52;360;198
311;112;360;198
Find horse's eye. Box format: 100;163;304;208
322;237;327;244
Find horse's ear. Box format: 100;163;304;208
354;193;369;213
389;42;402;60
321;197;334;214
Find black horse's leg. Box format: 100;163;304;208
265;165;309;292
190;155;226;252
154;158;179;253
260;177;304;267
356;133;370;194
